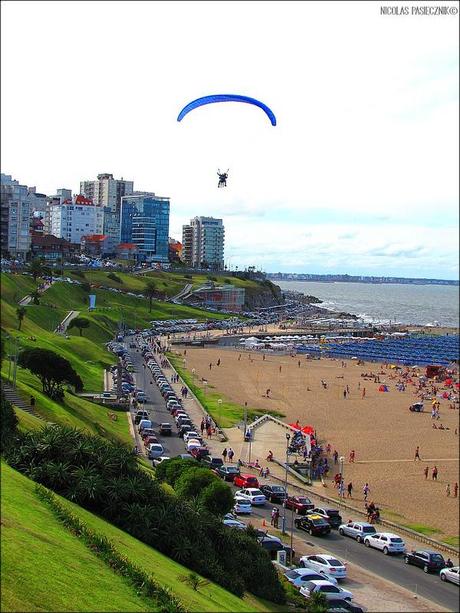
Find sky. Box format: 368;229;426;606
1;0;459;279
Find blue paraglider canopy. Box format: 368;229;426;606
177;94;277;126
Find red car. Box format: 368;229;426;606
233;474;260;489
191;446;210;460
284;495;315;514
143;435;158;446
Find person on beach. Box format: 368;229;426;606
298;360;301;368
362;387;366;399
217;358;221;366
414;446;421;461
446;483;451;497
209;362;212;370
347;482;353;498
363;483;370;501
453;482;458;497
222;448;228;462
424;466;429;479
343;389;347;399
349;450;355;463
279;365;282;373
432;466;438;480
333;450;339;465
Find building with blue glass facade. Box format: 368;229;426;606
120;193;170;263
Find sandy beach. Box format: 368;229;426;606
176;346;460;540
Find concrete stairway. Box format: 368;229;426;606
1;382;45;420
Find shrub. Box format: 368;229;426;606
154;457;199;487
175;467;218;499
198;480;234;516
0;391;18;453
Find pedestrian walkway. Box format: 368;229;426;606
2;383;45;421
55;310;80;334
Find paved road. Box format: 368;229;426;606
232;488;459;611
124;335;458;611
126;338;188;459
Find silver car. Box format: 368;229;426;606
338;521;377;543
440;567;459;585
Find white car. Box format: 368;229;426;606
364;532;405;555
186;439;201;452
235;488;266;505
223;518;247;530
234;497;252;515
152;456;170;467
440;566;459;585
300;554;347;579
284;568;338;587
183;431;200;443
300;580;353;601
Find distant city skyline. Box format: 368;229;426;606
1;1;458;278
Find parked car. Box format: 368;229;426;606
216;465;240;481
186;439;202;452
338;521;377;543
148;443;165;460
284;495;314;514
183;431;200;444
259;539;295;561
364;532;405;555
299;555;347;580
190;446;210;460
178;424;193;438
134;410;149;424
295;514;331;536
299;580;353;602
176;453;194;460
308;507;343;529
152;456;170;467
138;419;153;432
326;600;364;613
404;550;446;573
235;488;266;505
440;566;459;585
159;423;172;436
143;435;159;446
260;484;287;503
284;568;338;587
233;474;260;489
201;456;224;470
223;518;247;530
234;497;252;514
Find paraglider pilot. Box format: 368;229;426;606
217;169;228;188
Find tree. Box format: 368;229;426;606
29;258;51;282
30;290;41;305
16;307;26;330
154;457;199;487
144;280;157;313
1;391;18;452
68;317;90;337
18;348;83;399
198;480;234;516
174;467;218;499
306;591;328;613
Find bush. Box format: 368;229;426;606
198;480;234;516
175;467;218;499
4;425;285;604
154;457;199;487
0;391;18;453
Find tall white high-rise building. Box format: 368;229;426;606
80;173;134;251
182;216;225;269
49;195;104;245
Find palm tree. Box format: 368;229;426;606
144;280;157;313
30;290;41;305
16;307;26;330
306;591;329;613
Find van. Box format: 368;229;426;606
138;419;153;432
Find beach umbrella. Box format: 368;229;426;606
301;425;315;434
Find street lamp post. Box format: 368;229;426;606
339;456;345;498
282;432;291;535
218;398;222;429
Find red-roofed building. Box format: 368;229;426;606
116;243;138;259
31;233;79;261
81;234;110;256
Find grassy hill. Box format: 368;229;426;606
1;462;278;613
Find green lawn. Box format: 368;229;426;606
1;369;132;447
168;352;285;428
1;463;279;612
1;463;153;612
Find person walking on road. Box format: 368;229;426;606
424;466;429;479
414;446;421;461
333;450;339;465
338;480;345;498
363;482;370;501
228;448;234;462
347;482;353;498
222;447;228;462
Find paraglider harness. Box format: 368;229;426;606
217;169;228;188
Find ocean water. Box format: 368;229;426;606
275;281;460;327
